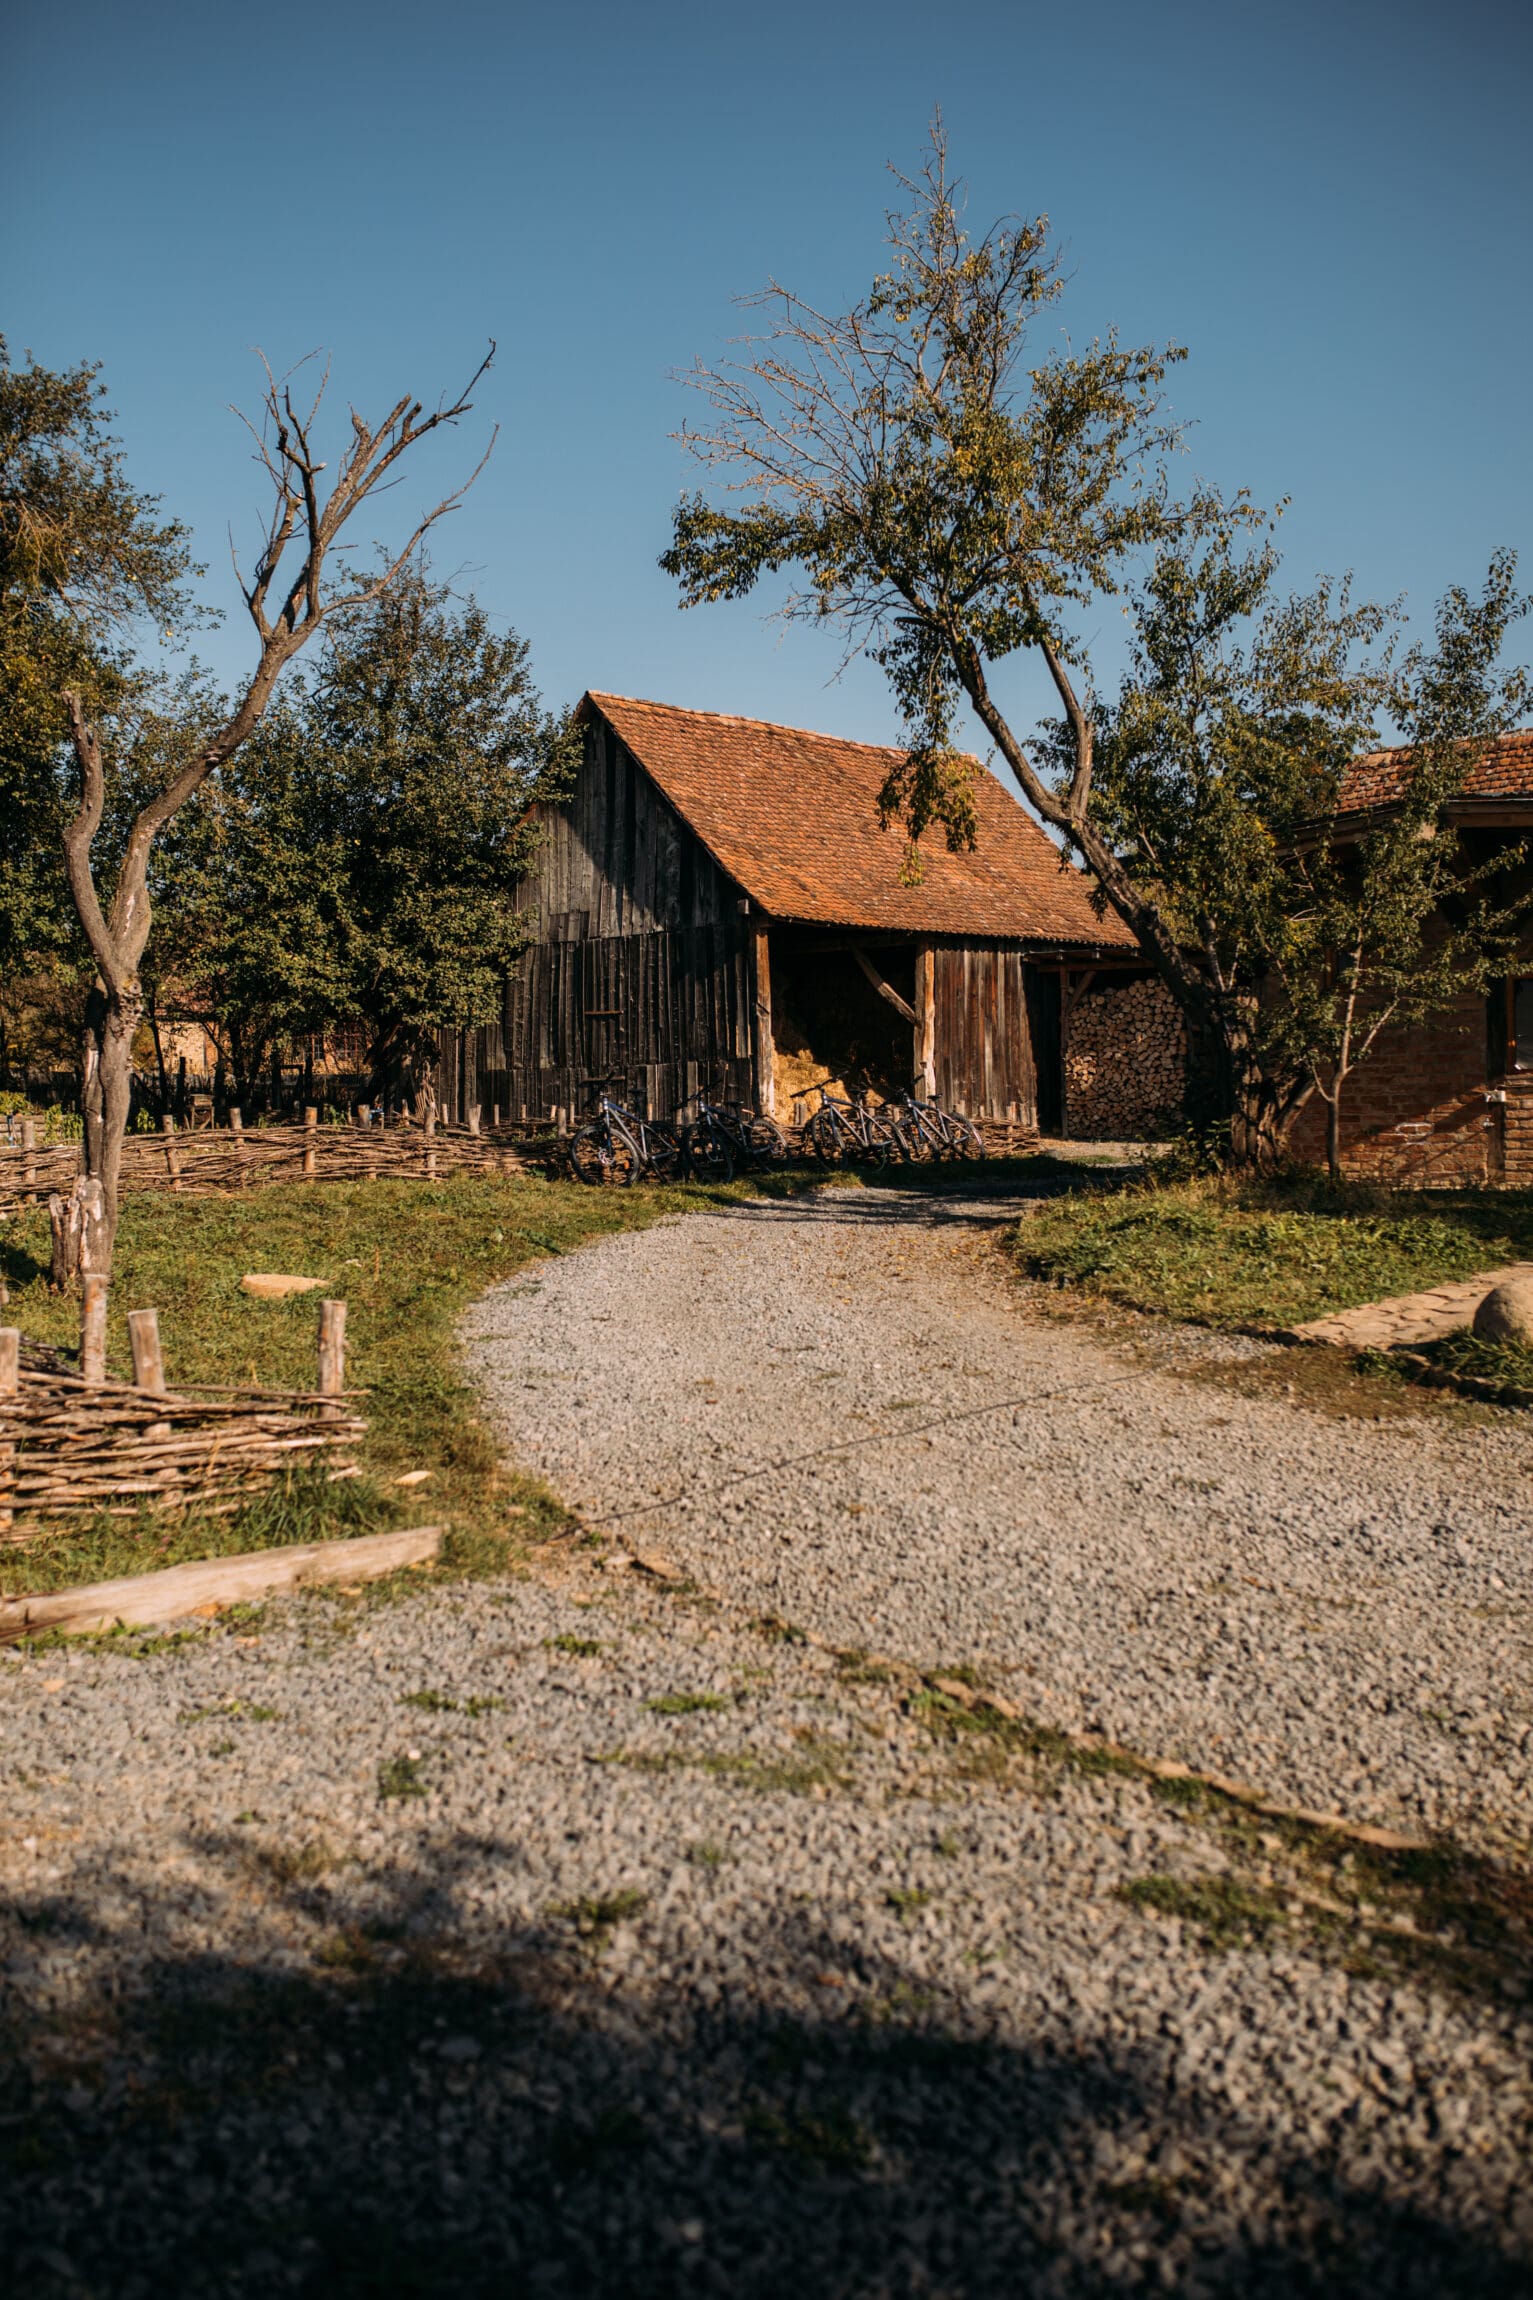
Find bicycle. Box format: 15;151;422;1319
887;1093;985;1162
680;1101;736;1185
566;1078;683;1186
691;1097;789;1171
801;1085;897;1168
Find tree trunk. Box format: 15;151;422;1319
1326;1088;1343;1184
52;981;142;1284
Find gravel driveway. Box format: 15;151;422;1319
466;1181;1533;1851
4;1179;1530;2296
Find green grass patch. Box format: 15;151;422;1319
1116;1872;1285;1947
1413;1326;1533;1394
1014;1172;1533;1330
0;1168;812;1596
645;1690;731;1716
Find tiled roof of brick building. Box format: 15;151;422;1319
1338;730;1533;814
580;691;1134;946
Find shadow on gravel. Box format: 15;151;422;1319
1;1837;1522;2300
706;1160;1100;1233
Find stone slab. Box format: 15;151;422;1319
1285;1262;1533;1351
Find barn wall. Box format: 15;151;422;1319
513;716;739;937
439;716;754;1122
932;945;1039;1123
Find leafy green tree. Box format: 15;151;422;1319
1077;541;1529;1166
0;339;197;1045
154;568;577;1104
662;127;1528;1162
24;346;495;1278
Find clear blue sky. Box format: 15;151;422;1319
8;0;1531;750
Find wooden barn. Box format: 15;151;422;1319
435;691;1142;1133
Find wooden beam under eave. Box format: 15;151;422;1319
752;923;776;1115
915;942;936;1097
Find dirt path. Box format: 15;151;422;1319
467;1180;1533;1850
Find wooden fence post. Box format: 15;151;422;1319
21;1118;37;1202
303;1105;318;1180
161;1113;182;1191
424;1105;437;1180
0;1326;18;1528
127;1308;166;1394
467;1104;481;1136
230;1106;250;1188
491;1103;501;1129
80;1275;108;1386
317;1299;346;1417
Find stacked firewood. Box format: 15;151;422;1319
1063;977;1187;1139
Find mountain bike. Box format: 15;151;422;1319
692;1097;790;1170
567;1080;683;1185
888;1093;985;1161
801;1086;897;1168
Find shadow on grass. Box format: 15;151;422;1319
0;1833;1524;2299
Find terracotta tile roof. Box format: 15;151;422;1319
1338;730;1533;813
580;691;1135;947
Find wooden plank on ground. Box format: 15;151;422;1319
0;1524;445;1640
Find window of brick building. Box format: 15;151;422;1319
1497;977;1533;1072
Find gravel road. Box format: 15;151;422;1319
466;1181;1533;1853
3;1178;1530;2296
2;1566;1529;2297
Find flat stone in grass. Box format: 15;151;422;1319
241;1274;325;1300
1472;1276;1533;1346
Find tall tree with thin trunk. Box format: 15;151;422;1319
51;350;496;1279
660;127;1526;1162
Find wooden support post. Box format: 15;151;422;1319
467;1104;481;1136
752;925;776;1117
161;1112;182;1191
491;1103;501;1129
127;1307;166;1394
317;1298;346;1417
916;943;936;1098
80;1274;108;1386
0;1325;16;1529
303;1105;318;1179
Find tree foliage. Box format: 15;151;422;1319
151;568;577;1100
662;124;1530;1160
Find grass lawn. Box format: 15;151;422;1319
1013;1173;1533;1333
1;1168;811;1597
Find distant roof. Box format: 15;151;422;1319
1338;729;1533;815
579;691;1134;948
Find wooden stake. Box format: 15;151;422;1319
0;1325;16;1528
161;1113;182;1191
21;1118;37;1198
317;1298;346;1415
303;1104;318;1179
467;1104;481;1135
80;1275;108;1386
127;1307;166;1395
491;1103;501;1128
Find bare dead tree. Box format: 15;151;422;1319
53;349;496;1282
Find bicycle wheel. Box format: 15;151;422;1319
805;1106;850;1166
685;1122;735;1184
569;1121;638;1185
946;1113;984;1160
743;1112;790;1164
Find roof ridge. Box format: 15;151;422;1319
586;689;920;762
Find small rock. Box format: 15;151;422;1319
240;1273;325;1300
1471;1277;1533;1346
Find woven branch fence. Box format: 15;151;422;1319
0;1297;363;1532
0;1108;530;1217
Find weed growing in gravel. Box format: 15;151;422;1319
646;1691;730;1716
257;1839;338;1886
378;1754;428;1800
180;1698;280;1724
885;1887;933;1918
543;1634;604;1657
1117;1872;1285;1947
549;1888;648;1949
401;1689;457;1712
685;1841;726;1869
745;2104;875;2173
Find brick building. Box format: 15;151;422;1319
1286;730;1533;1183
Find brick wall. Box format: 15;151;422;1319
1286;991;1502;1183
1064;975;1186;1139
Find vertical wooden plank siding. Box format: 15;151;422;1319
752;926;775;1115
931;945;1040;1123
